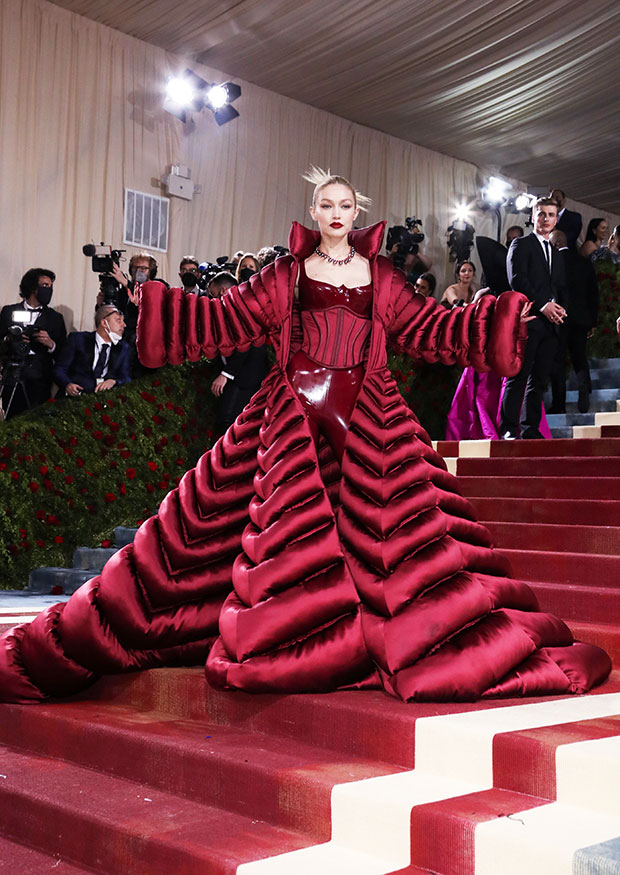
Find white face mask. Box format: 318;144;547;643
104;320;122;345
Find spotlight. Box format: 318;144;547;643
514;192;535;211
453;202;472;229
482;176;512;207
163;70;241;126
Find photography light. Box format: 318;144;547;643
482;176;512;207
453;202;472;229
164;71;241;126
515;192;535;211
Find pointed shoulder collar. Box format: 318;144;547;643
288;221;387;261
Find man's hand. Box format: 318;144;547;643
111;264;129;288
540;300;567;324
127;285;140;306
471;286;492;305
66;383;84;397
33;329;54;349
211;374;228;397
95;379;116;392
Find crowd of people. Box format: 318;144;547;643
1;186;617;436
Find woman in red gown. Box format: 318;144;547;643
0;170;610;703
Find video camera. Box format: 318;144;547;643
386;218;425;270
83;242;126;306
1;311;40;359
198;256;238;288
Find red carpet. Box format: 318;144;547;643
0;437;619;872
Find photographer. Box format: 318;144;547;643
178;256;202;295
386;219;432;285
54;305;131;397
0;268;66;418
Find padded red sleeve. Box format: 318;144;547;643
137;273;278;368
388;285;528;376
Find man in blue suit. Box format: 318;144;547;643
54;305;131;396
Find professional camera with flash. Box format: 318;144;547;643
386;217;425;271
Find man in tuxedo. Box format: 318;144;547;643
550;189;582;253
54;305;131;396
500;198;567;439
548;229;598;413
0;268;67;418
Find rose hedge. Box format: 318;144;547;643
0;356;456;589
0;361;219;588
591;257;620;360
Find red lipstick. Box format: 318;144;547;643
330;222;343;228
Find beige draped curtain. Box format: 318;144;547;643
1;0;617;330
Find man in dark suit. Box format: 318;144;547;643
500;198;567;439
54;305;131;396
0;268;67;418
208;272;270;432
550;189;582;253
548;229;598;413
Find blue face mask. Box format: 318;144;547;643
36;285;52;306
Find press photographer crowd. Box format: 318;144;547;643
1;187;618;437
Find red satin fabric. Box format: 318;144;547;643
0;222;611;704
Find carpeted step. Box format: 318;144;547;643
435;437;620;459
470;496;620;525
457;455;620;477
486;521;620;555
458;475;620;500
567;621;620;667
573;836;620;875
0;743;311;875
501;548;620;588
528;581;620;625
0;699;403;842
0;834;91;874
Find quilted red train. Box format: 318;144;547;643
0;222;610;703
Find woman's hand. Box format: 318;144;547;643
520;300;536;323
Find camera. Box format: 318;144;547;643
83;242;126;306
386;218;425;270
446;220;475;263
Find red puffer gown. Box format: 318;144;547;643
0;222;610;703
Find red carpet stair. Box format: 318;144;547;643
439;436;620;666
1;439;620;873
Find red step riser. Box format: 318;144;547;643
0;702;393;841
502;549;620;588
471;497;620;526
567;622;620;666
486;522;620;556
528;582;620;624
492;715;620;798
436;438;620;458
457;457;620;477
458;476;620;501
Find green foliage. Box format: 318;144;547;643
388;352;460;441
591;258;620;359
0;362;218;588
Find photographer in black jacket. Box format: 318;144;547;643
0;268;67;418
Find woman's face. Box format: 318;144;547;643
458;263;474;284
414;277;431;297
309;183;359;239
239;256;258;273
597;220;609;240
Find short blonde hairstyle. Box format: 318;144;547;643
303;166;371;212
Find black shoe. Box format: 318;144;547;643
501;431;518;440
546;406;565;414
578;389;590;413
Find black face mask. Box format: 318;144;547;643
181;271;199;288
36;285;53;306
239;267;255;283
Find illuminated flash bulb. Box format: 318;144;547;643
515;193;533;211
206;85;228;109
485;176;511;206
166;76;196;108
453;203;471;229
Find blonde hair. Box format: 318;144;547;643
303;166;372;212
